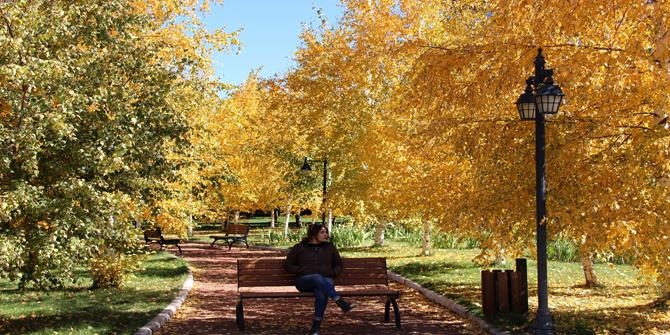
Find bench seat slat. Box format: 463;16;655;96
238;272;389;283
240;289;400;299
238;277;391;287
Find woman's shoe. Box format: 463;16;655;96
308;319;321;334
335;298;354;312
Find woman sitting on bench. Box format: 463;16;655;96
284;224;354;335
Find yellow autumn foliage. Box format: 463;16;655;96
240;0;670;291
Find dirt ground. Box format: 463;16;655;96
152;242;489;335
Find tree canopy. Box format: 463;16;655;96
0;0;236;288
2;0;670;293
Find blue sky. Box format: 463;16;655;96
203;1;344;86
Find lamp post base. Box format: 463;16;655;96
531;311;554;335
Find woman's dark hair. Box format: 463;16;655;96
303;224;328;242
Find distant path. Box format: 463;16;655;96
154;242;488;335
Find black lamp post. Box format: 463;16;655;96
515;48;565;335
300;157;328;225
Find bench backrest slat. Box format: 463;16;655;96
226;224;249;235
144;227;162;242
237;257;390;288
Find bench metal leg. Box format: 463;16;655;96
236;300;245;330
384;300;390;322
391;298;401;328
383;298;401;328
160;242;182;254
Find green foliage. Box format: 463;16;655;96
0;0;192;289
0;235;25;282
547;237;635;264
432;232;481;249
548;237;580;262
330;224;372;248
384;224;479;249
261;228;301;245
384;224;415;240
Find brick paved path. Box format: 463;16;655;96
153;242;488;335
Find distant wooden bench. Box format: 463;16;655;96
143;227;182;254
209;224;250;249
235;257;401;331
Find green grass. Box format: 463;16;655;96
0;251;189;335
337;241;668;334
340;241;485;311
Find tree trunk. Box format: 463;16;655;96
421;218;431;256
284;196;292;237
271;208;277;228
373;217;386;247
581;252;599;287
327;208;333;232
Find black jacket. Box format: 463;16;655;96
284;241;343;278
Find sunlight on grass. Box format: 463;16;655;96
338;241;670;334
0;251;188;335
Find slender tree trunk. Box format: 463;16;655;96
295;212;302;227
581;252;599;287
270;208;276;228
373;217;386;247
284;196;292;237
421;218;431;256
327;209;333;232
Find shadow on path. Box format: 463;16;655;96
153;242;488;335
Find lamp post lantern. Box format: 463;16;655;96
300;157;328;226
515;48;564;335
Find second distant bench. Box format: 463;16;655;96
210;223;250;249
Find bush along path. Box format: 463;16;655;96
150;242;491;335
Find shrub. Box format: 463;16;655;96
330;225;372;248
262;228;301;245
89;250;139;289
385;224;415;240
385;225;480;250
547;237;579;262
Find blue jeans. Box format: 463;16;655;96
295;274;340;319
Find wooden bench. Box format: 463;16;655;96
210;224;250;249
235;257;401;331
143;227;182;254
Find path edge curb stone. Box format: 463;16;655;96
134;258;194;335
